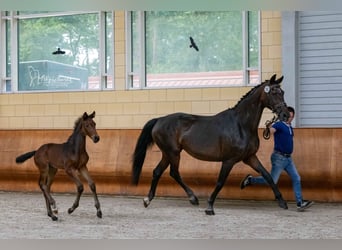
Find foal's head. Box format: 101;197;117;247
80;111;100;143
261;74;289;122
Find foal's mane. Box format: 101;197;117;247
66;116;84;143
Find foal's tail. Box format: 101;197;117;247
15;151;36;163
132;118;158;185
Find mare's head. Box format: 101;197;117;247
260;74;289;121
81;111;100;143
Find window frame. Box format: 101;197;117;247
0;11;115;93
125;11;261;90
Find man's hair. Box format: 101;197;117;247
287;106;295;114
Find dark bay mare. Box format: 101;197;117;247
132;74;290;215
15;111;101;221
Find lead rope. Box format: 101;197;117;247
263;115;277;140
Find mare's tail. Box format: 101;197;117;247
15;151;36;163
132;118;158;185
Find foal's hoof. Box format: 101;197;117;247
68;207;75;214
189;195;199;206
97;210;102;218
48;214;58;221
205;209;215;216
143;197;150;208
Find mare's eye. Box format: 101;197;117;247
272;88;280;94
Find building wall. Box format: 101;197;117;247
261;11;282;80
0;11;282;130
4;12;340;203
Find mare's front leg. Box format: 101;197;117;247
79;166;102;218
205;160;234;215
243;155;288;209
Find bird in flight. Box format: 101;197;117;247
52;48;66;55
189;37;199;51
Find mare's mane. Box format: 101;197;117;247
232;80;268;109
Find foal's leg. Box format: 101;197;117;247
64;167;84;215
144;155;169;208
79;166;102;218
206;160;234;215
46;166;58;214
169;154;199;205
243;155;288;209
38;167;58;221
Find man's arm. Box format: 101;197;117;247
269;127;276;135
263;121;276;140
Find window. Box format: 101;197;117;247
127;11;260;89
0;11;114;92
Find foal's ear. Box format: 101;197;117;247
82;112;89;120
82;111;95;120
89;111;96;118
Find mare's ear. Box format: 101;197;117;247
270;74;277;83
275;75;284;84
89;111;96;118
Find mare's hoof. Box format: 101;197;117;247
278;200;288;209
97;210;102;218
205;209;215;216
189;196;199;206
143;197;150;208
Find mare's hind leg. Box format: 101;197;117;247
144;155;169;208
243;155;288;209
79;166;102;218
169;155;199;206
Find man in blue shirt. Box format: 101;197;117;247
240;106;314;211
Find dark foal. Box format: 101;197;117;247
16;111;101;221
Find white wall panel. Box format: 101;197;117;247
298;11;342;127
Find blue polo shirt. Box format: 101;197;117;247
272;121;294;154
